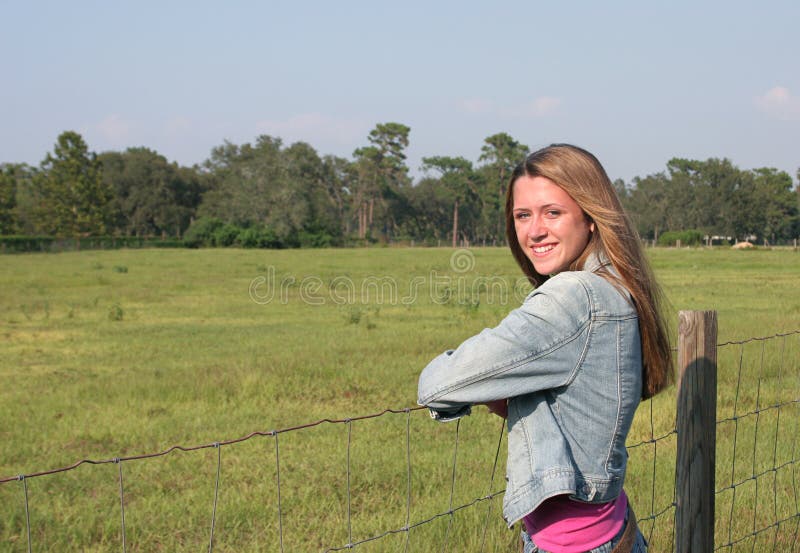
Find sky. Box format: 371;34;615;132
2;0;799;185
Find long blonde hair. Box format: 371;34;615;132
505;144;672;399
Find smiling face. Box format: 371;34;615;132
512;175;593;276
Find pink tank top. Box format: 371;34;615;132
522;490;627;553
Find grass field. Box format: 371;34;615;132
0;247;798;551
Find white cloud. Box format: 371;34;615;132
501;96;562;118
458;96;563;118
255;113;366;148
754;86;800;121
94;114;133;144
163;116;192;137
458;98;494;114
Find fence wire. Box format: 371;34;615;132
713;330;800;552
1;406;509;551
1;330;798;551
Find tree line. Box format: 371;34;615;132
1;125;798;247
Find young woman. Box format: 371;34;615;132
417;144;672;553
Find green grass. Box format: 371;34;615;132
0;247;798;551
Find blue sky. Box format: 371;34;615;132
2;0;799;184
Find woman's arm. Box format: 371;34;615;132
417;274;593;419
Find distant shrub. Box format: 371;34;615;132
297;229;335;248
0;235;55;253
212;223;240;247
0;235;185;253
112;265;128;273
658;229;704;247
151;239;185;248
183;217;224;248
238;226;284;249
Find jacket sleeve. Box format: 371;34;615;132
417;274;593;421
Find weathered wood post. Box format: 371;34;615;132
675;310;717;553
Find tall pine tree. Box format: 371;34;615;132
35;131;113;235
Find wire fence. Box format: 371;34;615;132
713;331;800;551
1;326;799;551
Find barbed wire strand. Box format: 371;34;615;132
116;459;127;553
479;419;506;553
0;407;426;485
440;418;461;553
208;443;221;553
716;329;800;348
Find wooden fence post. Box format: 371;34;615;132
675;310;718;553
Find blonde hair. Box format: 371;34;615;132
505;144;672;399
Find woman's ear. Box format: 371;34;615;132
589;221;595;233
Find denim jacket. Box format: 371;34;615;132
417;255;642;527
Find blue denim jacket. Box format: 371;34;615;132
417;256;642;527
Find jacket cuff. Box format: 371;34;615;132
427;404;471;422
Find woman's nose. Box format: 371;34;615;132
528;217;547;241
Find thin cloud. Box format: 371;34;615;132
163;116;193;137
458;98;494;114
755;86;800;121
459;96;563;118
500;96;562;118
93;114;133;145
256;113;366;148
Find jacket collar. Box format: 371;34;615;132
583;250;612;274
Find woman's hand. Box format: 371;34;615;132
483;399;508;419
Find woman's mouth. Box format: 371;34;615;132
531;243;556;255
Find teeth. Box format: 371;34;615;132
532;245;555;253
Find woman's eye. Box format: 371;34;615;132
545;210;560;218
515;212;529;220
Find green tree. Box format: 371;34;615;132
283;141;345;246
625;173;670;241
34;131;113;235
2;164;37;234
477;132;529;243
367;122;411;188
200;136;289;231
421;156;479;247
351;123;411;240
99;148;203;237
197;136;347;246
666;158;765;240
0;164;19;234
750;168;797;243
351;145;381;239
319;154;355;237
